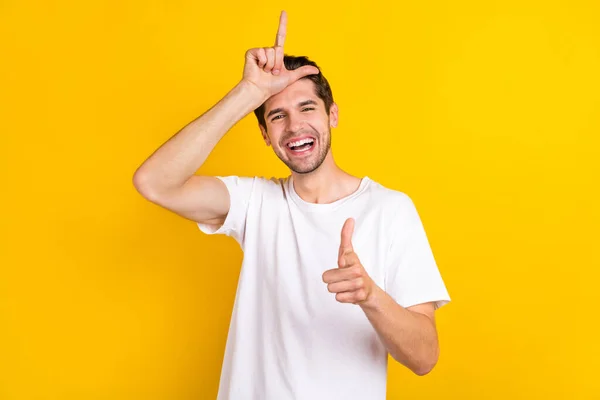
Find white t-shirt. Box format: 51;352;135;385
197;175;451;400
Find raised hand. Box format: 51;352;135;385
322;218;375;305
241;11;320;100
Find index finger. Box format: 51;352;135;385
275;10;287;47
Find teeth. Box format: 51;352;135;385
287;138;314;148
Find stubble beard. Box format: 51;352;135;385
277;127;331;175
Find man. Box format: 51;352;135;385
133;10;451;400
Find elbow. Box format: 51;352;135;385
132;168;160;202
413;347;440;376
390;351;438;376
414;362;436;376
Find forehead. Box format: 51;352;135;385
264;78;322;112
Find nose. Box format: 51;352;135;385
285;110;305;133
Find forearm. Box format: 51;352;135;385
133;80;266;194
360;285;439;375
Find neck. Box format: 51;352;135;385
291;151;362;204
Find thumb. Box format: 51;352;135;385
289;65;320;82
339;218;355;256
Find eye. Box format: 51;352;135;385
271;114;284;121
302;107;315;112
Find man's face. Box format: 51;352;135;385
260;79;338;174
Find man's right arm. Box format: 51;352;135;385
132;80;267;225
132;11;318;226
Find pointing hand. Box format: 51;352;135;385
322;218;375;305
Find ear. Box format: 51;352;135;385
329;102;339;128
260;123;271;146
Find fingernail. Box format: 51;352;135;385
273;69;280;75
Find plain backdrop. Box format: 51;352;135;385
1;0;599;399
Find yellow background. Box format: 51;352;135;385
1;0;599;398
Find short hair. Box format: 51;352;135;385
254;55;334;129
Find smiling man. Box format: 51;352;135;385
133;10;451;400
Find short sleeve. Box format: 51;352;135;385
385;195;451;310
196;176;257;247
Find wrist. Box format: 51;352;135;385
236;79;269;105
359;281;384;311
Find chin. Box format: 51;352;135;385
289;158;324;174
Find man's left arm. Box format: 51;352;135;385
360;287;439;376
322;218;441;376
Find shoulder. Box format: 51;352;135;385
220;175;288;199
257;175;288;194
363;178;426;240
218;175;286;188
365;177;416;214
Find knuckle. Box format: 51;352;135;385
355;278;364;289
256;52;266;65
355;290;366;302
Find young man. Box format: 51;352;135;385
133;10;451;400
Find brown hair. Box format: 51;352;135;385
254;55;334;129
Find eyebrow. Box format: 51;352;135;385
266;99;318;119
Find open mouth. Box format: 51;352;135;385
286;137;315;154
